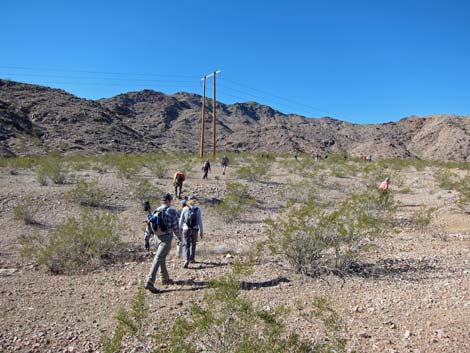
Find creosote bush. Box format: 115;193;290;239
13;194;40;224
19;209;125;274
236;158;271;182
215;182;256;223
66;178;105;207
130;177;162;207
266;187;395;276
35;154;69;185
102;260;347;353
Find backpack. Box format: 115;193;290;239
185;207;199;228
175;172;185;183
148;206;168;235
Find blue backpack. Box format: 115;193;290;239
148;206;168;235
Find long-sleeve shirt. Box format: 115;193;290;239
379;180;390;190
179;206;204;233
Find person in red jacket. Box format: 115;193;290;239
173;170;186;199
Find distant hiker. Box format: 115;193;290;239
173;170;186;198
179;195;204;268
295;155;298;161
221;155;229;175
366;155;372;163
145;193;180;294
379;177;390;192
202;160;211;179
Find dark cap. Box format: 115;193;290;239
161;193;173;202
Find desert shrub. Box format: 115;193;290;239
130;178;162;207
19;209;125;274
13;194;40;224
454;178;470;213
102;261;346;353
35;154;68;185
214;182;256;222
236;159;270;182
433;168;458;190
66;178;106;207
266;188;395;276
101;153;143;180
412;207;436;231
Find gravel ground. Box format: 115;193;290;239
1;159;469;353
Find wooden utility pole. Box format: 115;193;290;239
212;71;217;160
200;76;206;158
200;70;220;160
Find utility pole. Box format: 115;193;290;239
200;76;206;158
199;70;221;161
212;71;217;160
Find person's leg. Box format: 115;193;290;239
189;229;198;262
182;229;191;267
154;234;172;283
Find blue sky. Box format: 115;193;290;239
1;0;469;123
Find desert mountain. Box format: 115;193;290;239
1;79;469;161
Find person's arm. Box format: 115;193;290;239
197;208;203;238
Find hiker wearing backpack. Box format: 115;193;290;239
173;170;186;199
221;155;229;175
179;195;204;268
145;193;180;294
202;160;211;179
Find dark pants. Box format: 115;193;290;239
174;182;183;198
203;169;209;179
182;228;199;262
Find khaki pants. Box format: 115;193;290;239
146;233;172;284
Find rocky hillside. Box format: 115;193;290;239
1;79;469;160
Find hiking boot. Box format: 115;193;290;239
145;282;160;294
183;261;189;269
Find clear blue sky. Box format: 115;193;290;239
1;0;469;123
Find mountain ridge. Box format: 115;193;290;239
1;79;469;161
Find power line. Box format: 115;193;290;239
0;65;199;79
222;77;336;116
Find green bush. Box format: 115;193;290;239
412;207;436;231
433;168;458;190
35;154;68;185
454;178;470;213
236;159;270;182
266;188;395;276
215;182;256;223
19;209;125;274
13;195;40;224
66;178;106;207
130;178;161;207
102;261;347;353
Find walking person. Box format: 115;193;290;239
173;170;186;199
179;195;203;268
145;193;180;294
221;155;229;175
202;160;211;179
378;177;390;193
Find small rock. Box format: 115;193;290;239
404;330;411;338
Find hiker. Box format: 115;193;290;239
145;193;180;294
202;160;211;179
179;195;204;268
221;155;229;175
379;177;390;192
173;170;186;199
366;155;372;163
